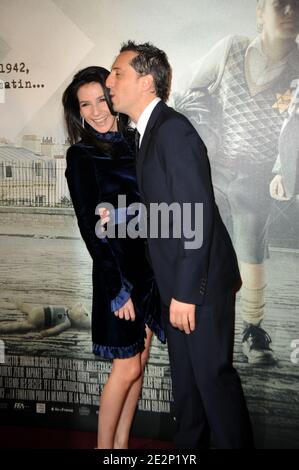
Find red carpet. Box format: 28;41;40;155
0;425;173;449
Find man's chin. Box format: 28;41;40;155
111;100;126;115
112;102;120;112
114;106;126;115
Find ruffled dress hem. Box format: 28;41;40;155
92;313;166;360
92;338;145;360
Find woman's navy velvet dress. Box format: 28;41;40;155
65;130;165;359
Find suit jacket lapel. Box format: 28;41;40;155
136;100;166;197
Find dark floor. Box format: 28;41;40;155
0;425;173;449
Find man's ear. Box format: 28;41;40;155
142;74;155;94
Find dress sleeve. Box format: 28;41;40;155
65;146;128;302
110;278;133;312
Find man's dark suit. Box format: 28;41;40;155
136;100;253;449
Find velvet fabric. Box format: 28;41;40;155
65;129;165;359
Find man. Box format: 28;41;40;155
106;41;253;449
173;0;299;365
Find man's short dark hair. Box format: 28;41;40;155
120;40;172;102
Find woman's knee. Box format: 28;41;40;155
113;356;142;384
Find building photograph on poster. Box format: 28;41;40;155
0;0;299;449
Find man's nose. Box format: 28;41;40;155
106;73;113;88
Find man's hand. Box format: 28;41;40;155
169;298;196;334
270;174;290;201
114;297;136;321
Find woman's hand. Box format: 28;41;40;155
99;207;110;229
269;175;290;201
114;297;136;321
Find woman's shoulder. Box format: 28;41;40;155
65;141;99;171
66;128;135;163
66;141;88;156
66;139;104;159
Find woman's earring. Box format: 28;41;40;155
116;113;119;122
81;116;85;128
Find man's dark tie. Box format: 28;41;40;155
135;130;140;155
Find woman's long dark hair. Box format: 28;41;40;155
62;66;130;157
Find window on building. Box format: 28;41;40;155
5;166;12;178
35;195;46;206
35;162;42;176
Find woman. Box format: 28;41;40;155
62;66;165;449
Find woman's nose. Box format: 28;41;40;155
92;104;101;116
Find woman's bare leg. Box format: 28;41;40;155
97;353;142;449
113;327;153;449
